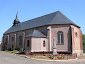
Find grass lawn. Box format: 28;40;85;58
6;50;19;53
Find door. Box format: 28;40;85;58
27;40;31;51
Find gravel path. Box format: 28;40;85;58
0;51;85;64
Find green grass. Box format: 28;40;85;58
6;50;19;53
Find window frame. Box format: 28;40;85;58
11;37;14;42
5;37;8;45
43;40;45;47
57;31;64;45
19;36;22;46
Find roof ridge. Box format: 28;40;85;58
21;11;58;23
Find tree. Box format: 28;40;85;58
83;34;85;53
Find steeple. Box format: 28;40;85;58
16;12;18;19
13;11;20;26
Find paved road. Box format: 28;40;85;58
0;51;85;64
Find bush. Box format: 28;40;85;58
16;48;20;51
57;55;64;59
83;34;85;53
8;48;13;51
48;56;54;59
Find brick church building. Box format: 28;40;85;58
2;11;83;56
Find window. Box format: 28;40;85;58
27;40;29;47
11;37;14;42
75;32;77;37
43;40;45;47
57;31;64;44
19;36;22;46
5;37;8;45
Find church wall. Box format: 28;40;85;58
2;35;8;49
8;33;16;49
3;24;83;56
71;25;83;56
31;37;48;52
3;25;71;52
25;37;31;52
51;25;71;51
16;31;24;49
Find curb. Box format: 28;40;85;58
25;56;79;62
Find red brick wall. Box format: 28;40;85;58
80;29;83;50
51;25;71;51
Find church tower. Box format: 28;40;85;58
13;12;20;26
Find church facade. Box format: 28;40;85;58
2;11;83;56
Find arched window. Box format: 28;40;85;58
19;36;22;47
43;40;45;47
11;37;14;42
57;31;64;44
5;37;8;45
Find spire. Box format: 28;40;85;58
13;11;20;26
15;11;19;21
16;11;18;20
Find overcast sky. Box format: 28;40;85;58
0;0;85;41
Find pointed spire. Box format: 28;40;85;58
15;11;18;20
15;11;20;21
16;11;18;20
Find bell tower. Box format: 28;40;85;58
13;12;20;26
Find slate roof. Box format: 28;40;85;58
4;11;79;34
26;30;46;38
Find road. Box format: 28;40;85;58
0;51;85;64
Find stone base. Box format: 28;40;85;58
72;50;83;56
53;48;57;55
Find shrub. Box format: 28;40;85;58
8;48;13;51
48;56;54;59
16;48;20;51
57;55;64;59
83;34;85;53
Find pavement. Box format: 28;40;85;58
0;51;85;64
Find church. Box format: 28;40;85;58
2;11;83;56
